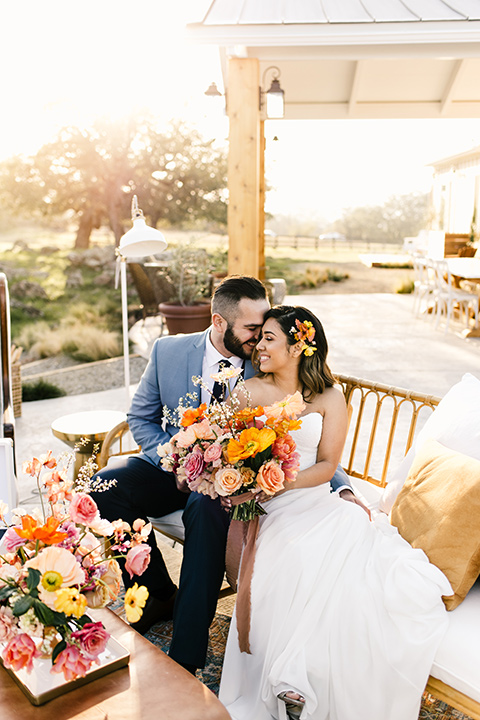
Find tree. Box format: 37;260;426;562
335;192;429;244
0;117;228;249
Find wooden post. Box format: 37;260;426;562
227;58;262;278
258;120;266;281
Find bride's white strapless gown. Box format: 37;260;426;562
219;414;452;720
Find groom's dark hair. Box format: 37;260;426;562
212;275;268;322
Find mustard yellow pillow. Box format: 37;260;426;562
390;438;480;610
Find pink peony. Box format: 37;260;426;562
51;644;92;681
2;526;27;553
125;544;151;580
183;451;205;481
71;622;109;660
2;633;40;673
273;433;297;461
203;442;223;463
69;493;99;526
256;461;285;495
281;452;301;483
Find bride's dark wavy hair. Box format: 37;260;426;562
253;305;336;401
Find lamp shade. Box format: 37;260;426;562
119;217;167;258
266;77;285;119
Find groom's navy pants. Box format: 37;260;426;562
91;456;230;669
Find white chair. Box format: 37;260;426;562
412;255;436;318
433;260;480;333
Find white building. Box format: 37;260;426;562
429;147;480;236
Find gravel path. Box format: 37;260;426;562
21;354;149;396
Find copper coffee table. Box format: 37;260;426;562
0;608;229;720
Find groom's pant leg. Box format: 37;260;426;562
91;456;188;600
169;492;230;669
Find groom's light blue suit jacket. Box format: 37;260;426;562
127;328;351;491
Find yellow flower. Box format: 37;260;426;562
227;427;276;464
41;570;63;592
54;588;87;618
124;583;149;623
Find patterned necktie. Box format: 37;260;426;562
211;360;233;403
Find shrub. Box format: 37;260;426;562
22;379;66;402
14;320;122;362
396;279;414;294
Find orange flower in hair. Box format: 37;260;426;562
290;319;317;356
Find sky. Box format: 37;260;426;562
3;0;480;223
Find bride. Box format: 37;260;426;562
219;305;452;720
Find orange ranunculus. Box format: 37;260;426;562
232;406;265;429
227;427;276;464
14;515;68;545
181;404;207;427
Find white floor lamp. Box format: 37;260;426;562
116;196;167;408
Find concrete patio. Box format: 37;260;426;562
13;292;480;510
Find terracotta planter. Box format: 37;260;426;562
158;302;212;335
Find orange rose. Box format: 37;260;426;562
214;467;243;496
256;461;285;495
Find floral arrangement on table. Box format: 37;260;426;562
0;451;150;682
158;366;305;521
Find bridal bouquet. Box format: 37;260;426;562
158;367;305;521
0;451;150;681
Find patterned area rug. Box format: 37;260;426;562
141;614;472;719
115;541;472;718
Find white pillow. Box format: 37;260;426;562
379;373;480;513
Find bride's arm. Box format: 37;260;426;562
287;387;348;491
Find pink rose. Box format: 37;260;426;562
69;493;99;526
2;526;27;553
203;442;223;463
2;633;40;673
51;644;92;681
214;467;243;496
183;451;205;481
71;622;110;660
256;461;285;495
125;544;151;579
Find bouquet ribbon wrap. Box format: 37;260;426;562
225;491;261;654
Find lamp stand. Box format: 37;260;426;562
120;256;131;408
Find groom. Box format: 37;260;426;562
92;275;359;675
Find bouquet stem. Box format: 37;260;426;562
231;498;267;522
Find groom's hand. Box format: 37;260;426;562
175;475;191;494
339;489;371;519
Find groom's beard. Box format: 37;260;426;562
223;324;256;360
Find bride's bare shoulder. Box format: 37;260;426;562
234;376;273;408
308;384;347;414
